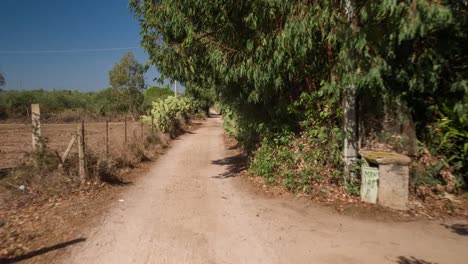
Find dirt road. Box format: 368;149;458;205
63;117;468;264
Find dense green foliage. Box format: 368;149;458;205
142;85;174;111
250;93;347;192
131;0;467;192
0;89;101;120
109;52;146;113
142;96;205;137
0;87;173;121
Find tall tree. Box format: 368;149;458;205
131;0;467;180
109;52;145;114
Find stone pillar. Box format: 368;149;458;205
359;151;411;210
378;164;409;210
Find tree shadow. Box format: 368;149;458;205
0;238;86;264
227;142;240;150
396;256;436;264
211;153;247;179
442;223;468;236
98;167;133;186
101;175;133;186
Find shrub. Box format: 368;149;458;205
142;96;205;137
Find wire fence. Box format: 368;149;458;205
0;114;153;170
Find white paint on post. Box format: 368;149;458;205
361;166;379;203
31;104;42;150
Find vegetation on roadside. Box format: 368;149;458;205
131;0;467;197
142;95;207;137
142;85;173;111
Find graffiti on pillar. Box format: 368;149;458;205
361;166;379;203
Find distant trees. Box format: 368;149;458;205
0;72;5;92
0;89;96;120
0;87;179;121
142;85;173;111
93;87;130;114
109;52;146;115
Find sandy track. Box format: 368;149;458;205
63;117;468;264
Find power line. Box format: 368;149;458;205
0;46;139;54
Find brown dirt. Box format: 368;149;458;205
0;148;166;263
1;117;467;264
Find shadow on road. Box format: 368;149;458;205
211;153;247;179
0;238;86;264
442;223;468;236
396;256;436;264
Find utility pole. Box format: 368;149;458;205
343;0;358;173
174;80;178;97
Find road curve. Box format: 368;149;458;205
64;117;468;264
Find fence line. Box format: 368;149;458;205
0;104;156;172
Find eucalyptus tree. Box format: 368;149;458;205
131;0;467;180
109;52;146;114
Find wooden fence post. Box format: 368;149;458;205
61;135;76;163
78;121;87;180
106;120;109;160
31;104;42;150
141;121;143;138
124;117;127;145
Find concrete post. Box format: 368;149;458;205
31;104;42;150
343;0;359;172
343;87;358;171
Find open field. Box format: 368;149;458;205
0;121;149;169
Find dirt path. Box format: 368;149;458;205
61;117;468;264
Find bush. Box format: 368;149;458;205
142;86;174;112
249;92;346;193
142;96;205;137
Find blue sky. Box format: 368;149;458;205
0;0;167;91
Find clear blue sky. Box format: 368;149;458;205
0;0;167;92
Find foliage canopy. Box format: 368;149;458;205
131;0;467;189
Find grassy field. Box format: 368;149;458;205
0;121;150;169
